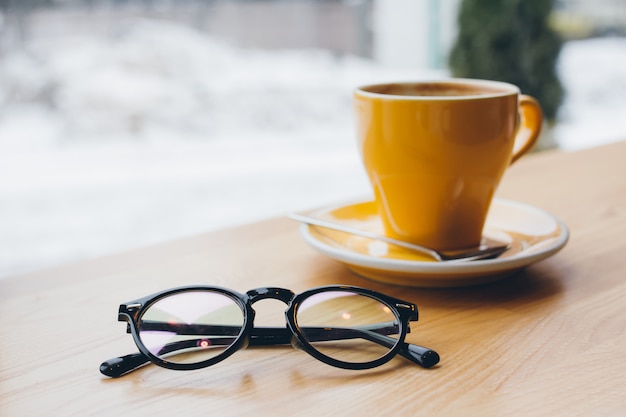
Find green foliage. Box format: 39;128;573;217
449;0;564;121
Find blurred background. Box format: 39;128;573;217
1;0;625;278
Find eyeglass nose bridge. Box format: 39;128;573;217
246;287;295;305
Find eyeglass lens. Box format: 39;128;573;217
138;291;245;365
296;291;400;363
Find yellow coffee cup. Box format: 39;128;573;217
354;79;543;251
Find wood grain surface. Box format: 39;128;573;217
1;140;626;417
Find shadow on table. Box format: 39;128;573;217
341;263;566;312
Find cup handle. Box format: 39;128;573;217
510;95;544;164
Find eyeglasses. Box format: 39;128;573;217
100;285;439;377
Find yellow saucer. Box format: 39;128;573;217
299;199;569;288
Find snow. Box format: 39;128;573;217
1;19;625;278
553;37;626;150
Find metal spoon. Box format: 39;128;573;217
289;213;510;262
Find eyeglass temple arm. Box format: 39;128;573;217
100;322;243;378
100;323;437;377
131;321;401;343
100;352;152;378
143;322;438;368
294;325;438;368
98;327;296;378
133;321;408;346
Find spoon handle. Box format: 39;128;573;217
288;213;442;261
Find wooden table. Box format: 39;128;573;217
2;140;626;416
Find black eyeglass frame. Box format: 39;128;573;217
101;285;439;377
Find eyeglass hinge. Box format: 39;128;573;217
395;303;418;320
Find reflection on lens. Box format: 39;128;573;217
138;291;244;364
296;291;400;364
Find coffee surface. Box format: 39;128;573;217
362;82;511;97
